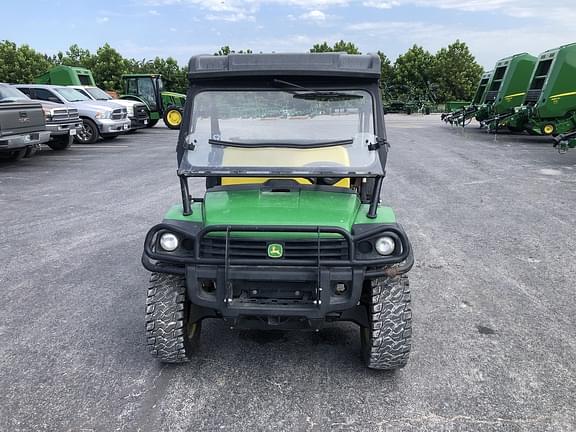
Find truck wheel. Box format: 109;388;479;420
75;118;99;144
360;276;412;370
7;148;27;161
146;272;201;363
48;135;72;151
163;106;182;130
146;119;159;128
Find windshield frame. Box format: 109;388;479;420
178;79;386;178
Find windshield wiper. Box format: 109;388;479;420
208;138;354;149
273;79;363;101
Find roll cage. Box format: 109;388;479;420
175;53;389;219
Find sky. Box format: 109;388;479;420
2;0;575;69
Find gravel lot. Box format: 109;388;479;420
0;115;575;431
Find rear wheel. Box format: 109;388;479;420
163;106;183;130
75;118;99;144
48;134;72;151
146;273;201;363
360;276;412;370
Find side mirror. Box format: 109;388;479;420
49;96;62;104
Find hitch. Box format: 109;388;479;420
553;130;576;154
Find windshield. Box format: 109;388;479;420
86;87;112;100
55;87;90;102
180;89;382;176
0;86;30;102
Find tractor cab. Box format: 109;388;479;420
121;74;186;129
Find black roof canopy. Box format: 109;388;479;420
188;53;381;80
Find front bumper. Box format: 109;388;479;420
97;118;131;134
129;116;148;130
0;130;51;151
46;121;83;137
142;223;414;322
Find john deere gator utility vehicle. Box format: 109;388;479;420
442;70;494;126
475;53;537;128
121;74;186;129
142;53;414;370
500;42;576;139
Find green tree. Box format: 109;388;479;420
333;40;361;54
0;40;53;84
310;40;361;54
90;43;130;91
214;46;253;56
310;42;332;53
377;51;394;85
434;40;483;102
394;44;436;99
53;44;94;69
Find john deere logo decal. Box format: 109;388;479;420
267;243;283;258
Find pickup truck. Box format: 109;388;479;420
0;84;50;160
15;84;130;144
40;101;83;150
70;86;149;131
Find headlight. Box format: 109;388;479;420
43;108;52;122
159;233;179;251
126;106;134;116
95;110;112;119
375;236;395;256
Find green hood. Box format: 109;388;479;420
163;189;397;231
203;189;361;231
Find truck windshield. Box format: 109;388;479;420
55;88;90;102
179;89;382;176
0;86;30;102
85;87;112;100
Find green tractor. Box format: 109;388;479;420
442;70;494;126
141;53;414;370
476;53;537;128
501;42;576;140
120;74;186;129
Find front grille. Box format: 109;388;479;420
525;89;542;103
134;104;148;120
111;108;127;120
200;237;349;261
51;108;80;122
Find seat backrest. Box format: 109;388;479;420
221;146;351;188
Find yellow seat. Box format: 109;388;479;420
221;146;350;188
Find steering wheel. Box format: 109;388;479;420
303;161;347;185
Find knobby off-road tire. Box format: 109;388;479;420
361;276;412;370
146;272;201;363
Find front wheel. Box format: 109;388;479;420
360;276;412;370
163;106;183;130
146;273;201;363
75;118;99;144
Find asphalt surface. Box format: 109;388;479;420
0;116;575;431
